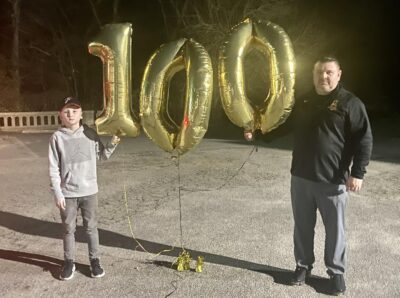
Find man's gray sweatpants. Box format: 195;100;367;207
291;175;348;275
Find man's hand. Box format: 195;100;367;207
244;131;253;141
346;176;363;192
56;197;66;210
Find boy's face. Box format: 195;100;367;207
59;106;82;129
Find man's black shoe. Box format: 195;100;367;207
329;274;346;296
291;266;312;285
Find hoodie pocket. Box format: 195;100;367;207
63;171;78;191
65;171;71;184
61;171;71;187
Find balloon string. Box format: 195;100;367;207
174;153;185;250
216;143;257;190
122;183;148;253
119;140;174;259
180;143;257;192
119;139;256;262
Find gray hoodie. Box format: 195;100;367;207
49;124;117;201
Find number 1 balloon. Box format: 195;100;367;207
88;23;140;137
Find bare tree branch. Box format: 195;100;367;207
157;0;169;36
29;45;51;56
87;0;102;28
113;0;120;22
10;0;21;108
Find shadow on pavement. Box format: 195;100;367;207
0;249;90;280
0;210;328;293
306;275;332;295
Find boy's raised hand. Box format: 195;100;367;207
244;131;253;141
111;135;121;145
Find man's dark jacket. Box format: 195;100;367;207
290;84;373;184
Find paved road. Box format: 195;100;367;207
0;132;399;297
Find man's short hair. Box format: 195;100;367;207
315;55;341;69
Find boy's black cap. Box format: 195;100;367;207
60;97;82;111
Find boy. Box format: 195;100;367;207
49;97;120;280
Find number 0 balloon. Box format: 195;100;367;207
219;19;295;133
140;38;213;155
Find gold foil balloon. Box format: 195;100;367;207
140;38;213;155
218;19;295;133
88;23;140;137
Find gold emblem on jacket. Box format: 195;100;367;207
328;99;339;111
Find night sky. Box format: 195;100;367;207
315;0;399;115
0;0;399;121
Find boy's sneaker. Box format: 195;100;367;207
60;260;75;281
291;266;312;285
90;258;105;278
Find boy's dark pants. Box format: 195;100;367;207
60;194;99;261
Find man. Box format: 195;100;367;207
289;56;373;295
244;56;372;294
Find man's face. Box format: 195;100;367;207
313;61;342;95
